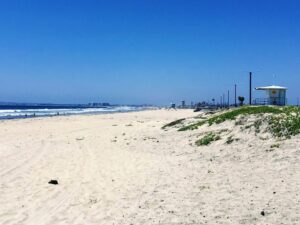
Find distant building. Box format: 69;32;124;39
89;102;110;107
170;103;176;108
255;85;287;106
181;100;186;108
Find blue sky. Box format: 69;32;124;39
0;0;299;105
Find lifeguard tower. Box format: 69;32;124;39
254;85;287;106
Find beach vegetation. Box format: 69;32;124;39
226;136;234;144
180;105;300;139
217;129;229;134
267;107;300;138
178;120;206;131
194;115;207;119
179;106;282;131
271;143;280;148
205;106;281;126
226;135;240;144
195;132;221;146
235;115;248;126
254;119;263;133
205;111;217;115
243;124;253;130
162;118;185;129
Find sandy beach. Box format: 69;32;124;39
1;109;300;225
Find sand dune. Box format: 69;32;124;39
0;109;300;225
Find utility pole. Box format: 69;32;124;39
220;96;222;108
228;90;230;108
234;84;237;107
249;72;252;105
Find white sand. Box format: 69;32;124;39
0;109;300;225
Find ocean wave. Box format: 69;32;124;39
0;106;146;119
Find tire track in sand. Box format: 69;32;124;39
0;139;50;179
23;137;88;225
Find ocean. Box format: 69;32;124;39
0;104;149;120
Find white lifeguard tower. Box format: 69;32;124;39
255;85;287;106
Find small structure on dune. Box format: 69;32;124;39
255;85;287;106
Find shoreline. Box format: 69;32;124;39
0;106;158;121
1;108;299;225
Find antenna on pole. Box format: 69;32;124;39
249;72;252;105
273;74;276;85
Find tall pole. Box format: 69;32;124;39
234;84;237;107
249;72;252;105
220;96;222;108
228;90;230;108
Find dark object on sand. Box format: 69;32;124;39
76;137;85;141
261;211;265;216
194;108;202;112
48;180;58;185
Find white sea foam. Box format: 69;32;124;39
0;106;147;119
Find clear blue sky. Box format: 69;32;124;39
0;0;299;105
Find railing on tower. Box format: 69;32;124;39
253;98;287;106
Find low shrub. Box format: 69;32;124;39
162;118;185;129
195;132;221;146
179;106;282;131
